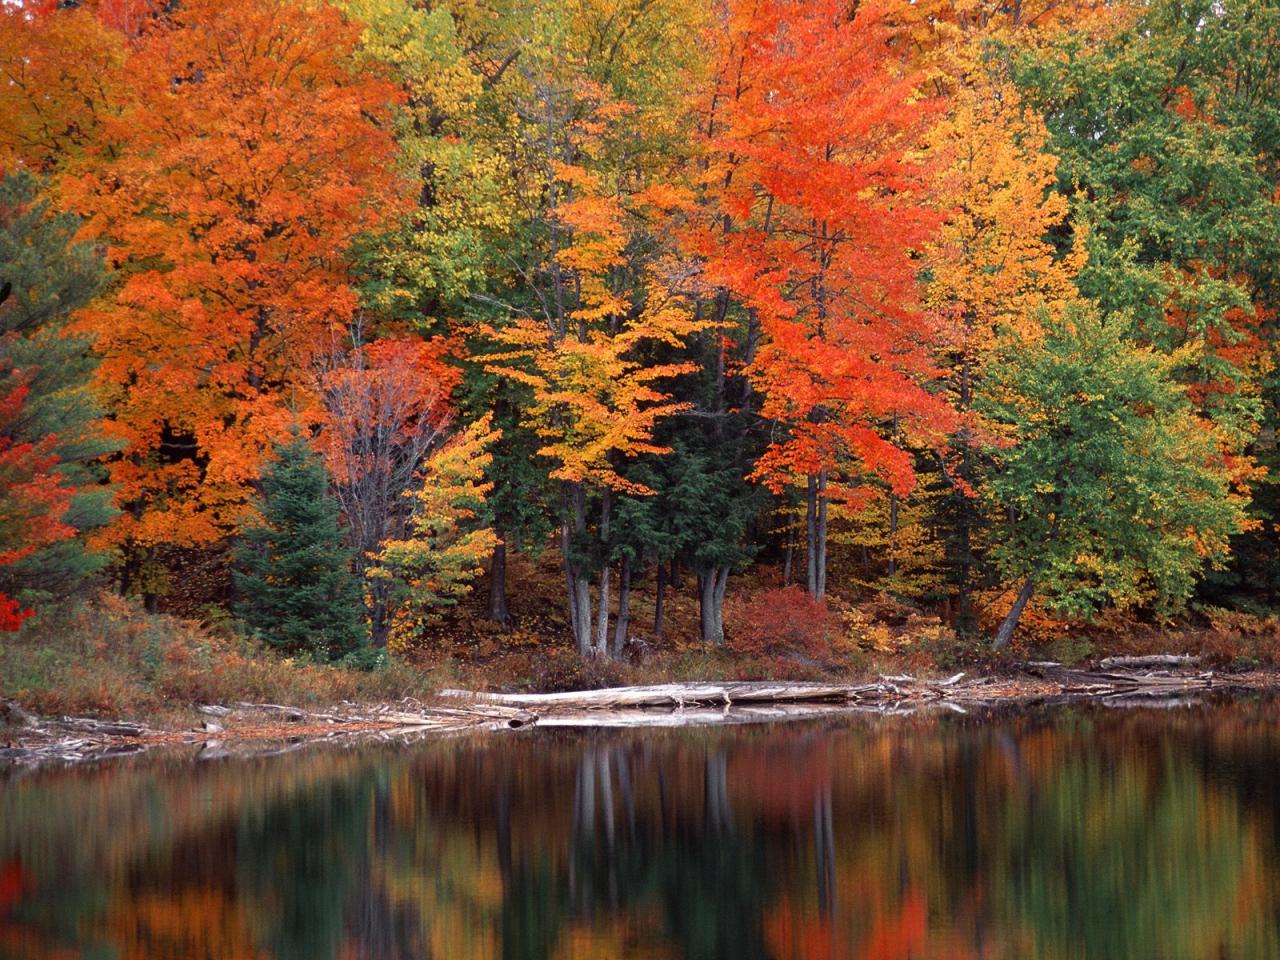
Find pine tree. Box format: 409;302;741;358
233;433;366;661
0;171;118;604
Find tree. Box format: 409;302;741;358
58;0;402;569
0;172;118;604
369;416;499;648
0;375;76;630
317;323;460;645
978;305;1247;648
233;433;365;660
694;0;951;600
921;38;1083;632
0;2;125;173
483;0;708;656
1012;0;1280;604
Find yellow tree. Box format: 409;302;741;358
482;0;708;656
488;164;702;656
369;415;500;647
338;0;519;321
922;34;1084;631
0;3;125;174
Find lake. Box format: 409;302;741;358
3;694;1280;959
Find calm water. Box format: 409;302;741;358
4;696;1280;959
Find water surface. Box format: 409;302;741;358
3;695;1280;959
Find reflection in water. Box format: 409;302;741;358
3;696;1280;959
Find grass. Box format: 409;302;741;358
0;591;438;723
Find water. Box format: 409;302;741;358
3;695;1280;959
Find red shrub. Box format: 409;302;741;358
724;585;842;660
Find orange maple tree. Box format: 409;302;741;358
693;0;951;598
0;1;126;174
59;0;403;560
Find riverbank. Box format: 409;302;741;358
7;590;1280;767
5;664;1279;767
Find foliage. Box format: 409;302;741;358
0;592;426;717
978;304;1247;628
0;379;75;629
3;0;1280;667
56;0;402;552
724;586;842;661
370;416;500;647
233;433;366;661
0;171;118;604
317;324;461;642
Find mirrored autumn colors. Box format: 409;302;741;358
4;698;1280;959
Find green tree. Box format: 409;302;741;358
1012;0;1280;607
979;305;1247;648
0;171;117;604
233;433;366;660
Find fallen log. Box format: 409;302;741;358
440;679;966;711
1097;654;1200;670
56;717;148;737
441;682;877;710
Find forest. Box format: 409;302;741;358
2;0;1280;690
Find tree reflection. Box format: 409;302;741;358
3;700;1280;959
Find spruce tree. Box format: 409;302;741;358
0;172;118;603
233;433;366;660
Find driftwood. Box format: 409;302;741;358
55;717;148;737
1097;654;1200;670
1024;661;1215;697
442;677;971;712
224;699;538;730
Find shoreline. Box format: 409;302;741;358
5;663;1280;769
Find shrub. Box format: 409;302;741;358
724;585;842;660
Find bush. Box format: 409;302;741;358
723;585;842;660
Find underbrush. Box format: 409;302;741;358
0;592;432;720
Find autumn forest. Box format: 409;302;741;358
3;0;1280;681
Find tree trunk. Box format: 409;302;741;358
714;566;729;641
653;562;665;638
564;483;593;656
488;532;509;625
887;492;898;578
806;475;818;596
956;511;976;636
782;541;793;585
595;490;612;657
993;575;1036;650
816;472;828;599
574;573;593;655
369;592;391;648
612;554;631;658
699;566;730;645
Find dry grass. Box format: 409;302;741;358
0;592;436;722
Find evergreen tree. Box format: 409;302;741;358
233;433;366;660
0;171;118;603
